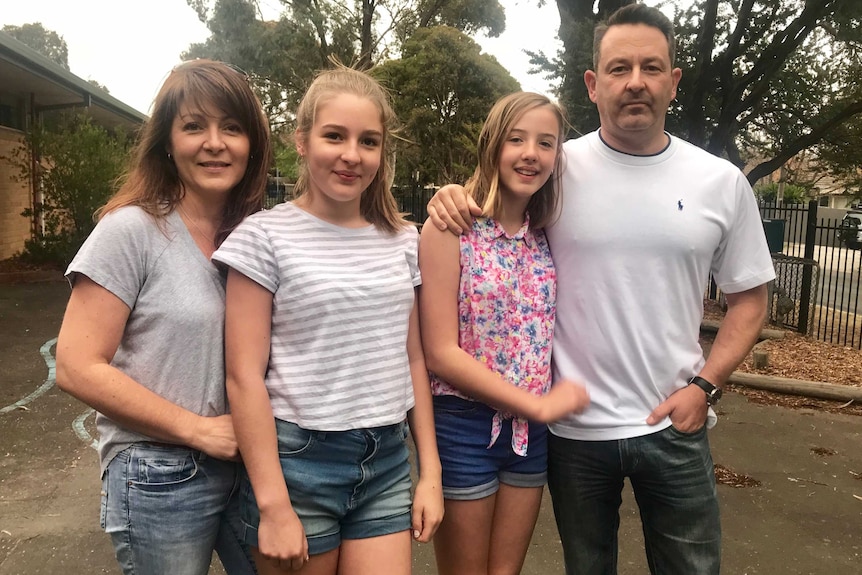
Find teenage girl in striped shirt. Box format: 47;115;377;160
213;65;443;575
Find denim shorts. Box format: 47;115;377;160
239;418;413;555
434;394;548;500
101;443;254;575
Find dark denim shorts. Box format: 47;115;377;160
239;418;413;555
433;394;548;500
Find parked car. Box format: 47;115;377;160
839;212;862;249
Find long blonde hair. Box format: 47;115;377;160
465;92;567;230
293;63;407;233
99;59;272;245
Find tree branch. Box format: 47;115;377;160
745;99;862;183
710;0;836;154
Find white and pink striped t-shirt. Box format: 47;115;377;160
213;202;421;430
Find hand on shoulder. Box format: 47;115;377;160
426;184;481;234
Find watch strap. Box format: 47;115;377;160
688;376;722;405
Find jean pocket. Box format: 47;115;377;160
129;450;198;489
397;420;409;441
275;420;315;456
667;423;707;438
99;470;109;530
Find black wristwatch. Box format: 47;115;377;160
688;376;723;406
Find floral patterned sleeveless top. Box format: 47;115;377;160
430;216;556;455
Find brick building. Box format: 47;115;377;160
0;31;145;260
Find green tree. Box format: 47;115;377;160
87;79;110;93
814;119;862;198
545;0;862;184
184;0;314;132
190;0;504;68
3;22;69;69
377;26;520;186
3;113;129;265
673;0;862;184
184;0;505;124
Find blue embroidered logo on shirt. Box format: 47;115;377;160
678;200;684;211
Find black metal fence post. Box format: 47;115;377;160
797;200;818;333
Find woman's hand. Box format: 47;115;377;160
188;414;241;461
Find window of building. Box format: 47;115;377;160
0;95;24;130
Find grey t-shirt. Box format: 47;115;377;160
66;206;227;475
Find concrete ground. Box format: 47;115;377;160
1;278;860;574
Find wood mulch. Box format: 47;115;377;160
701;299;862;417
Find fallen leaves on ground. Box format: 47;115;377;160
737;332;862;387
714;464;761;488
702;299;862;416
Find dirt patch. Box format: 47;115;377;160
0;257;64;285
0;256;62;274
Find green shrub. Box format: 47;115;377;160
4;112;129;266
753;182;809;204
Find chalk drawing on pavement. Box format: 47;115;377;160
0;338;57;415
73;408;99;451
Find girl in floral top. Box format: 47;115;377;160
419;92;590;574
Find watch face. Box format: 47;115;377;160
709;387;723;404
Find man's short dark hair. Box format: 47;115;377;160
592;3;677;69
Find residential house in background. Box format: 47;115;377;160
0;30;146;260
752;151;860;210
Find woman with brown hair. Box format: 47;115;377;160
55;59;271;575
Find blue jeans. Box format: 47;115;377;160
547;425;720;575
101;443;256;575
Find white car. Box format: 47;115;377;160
840;212;862;249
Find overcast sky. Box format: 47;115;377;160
2;0;562;115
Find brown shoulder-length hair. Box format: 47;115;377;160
464;92;568;230
98;59;272;245
292;62;407;234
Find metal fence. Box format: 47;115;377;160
263;182;294;209
393;184;435;225
756;200;862;349
263;183;435;221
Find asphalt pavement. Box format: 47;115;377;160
1;277;860;574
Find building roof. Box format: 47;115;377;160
0;29;147;130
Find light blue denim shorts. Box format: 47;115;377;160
239;418;413;555
101;443;254;575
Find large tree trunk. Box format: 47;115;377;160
555;0;634;42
